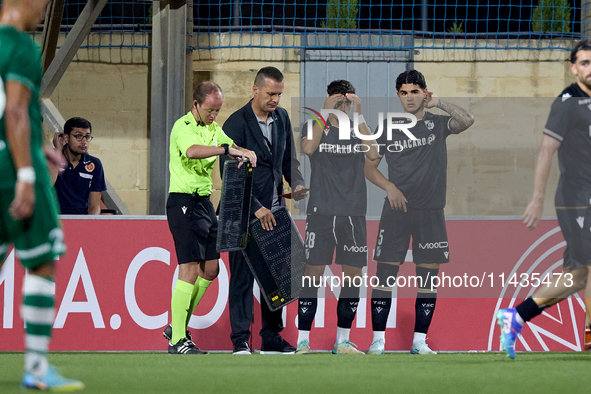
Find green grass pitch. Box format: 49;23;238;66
1;351;589;393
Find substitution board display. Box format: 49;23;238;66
216;159;253;252
243;206;306;311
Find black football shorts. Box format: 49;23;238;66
167;193;220;264
304;214;368;268
556;205;591;269
374;203;449;264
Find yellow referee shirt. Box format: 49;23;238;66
168;112;233;196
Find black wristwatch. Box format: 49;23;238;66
221;144;229;155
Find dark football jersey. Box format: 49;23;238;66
376;111;453;210
544;83;591;207
303;119;367;216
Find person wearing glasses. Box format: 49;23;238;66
52;117;106;215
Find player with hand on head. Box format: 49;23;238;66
296;80;378;355
498;39;591;359
165;81;256;354
0;0;84;390
366;70;474;355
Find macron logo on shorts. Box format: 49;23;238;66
181;206;187;214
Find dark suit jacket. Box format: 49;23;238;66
220;100;304;214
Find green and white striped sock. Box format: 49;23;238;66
22;273;55;378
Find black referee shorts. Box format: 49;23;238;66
166;193;220;264
556;206;591;269
374;202;450;265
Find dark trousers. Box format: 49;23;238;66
228;241;284;346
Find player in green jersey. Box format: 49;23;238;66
0;0;83;390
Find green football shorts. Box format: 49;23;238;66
0;183;65;270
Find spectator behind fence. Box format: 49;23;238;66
52;117;106;215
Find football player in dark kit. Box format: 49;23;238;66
295;80;379;354
497;40;591;359
366;70;474;354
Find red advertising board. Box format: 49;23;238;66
0;217;586;352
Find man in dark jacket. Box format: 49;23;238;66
220;66;306;354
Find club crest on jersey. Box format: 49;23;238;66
85;162;95;172
424;120;434;130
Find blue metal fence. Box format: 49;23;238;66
192;0;582;50
40;0;586;50
57;0;151;48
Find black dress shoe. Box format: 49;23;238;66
260;336;295;354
